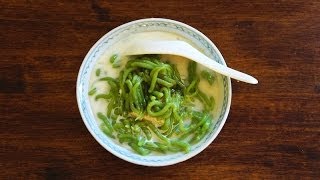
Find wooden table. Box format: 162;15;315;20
1;1;319;179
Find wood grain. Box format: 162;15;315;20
1;0;319;179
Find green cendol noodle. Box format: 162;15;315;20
89;55;215;155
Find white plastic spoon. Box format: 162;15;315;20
125;40;258;84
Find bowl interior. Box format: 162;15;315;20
77;18;231;166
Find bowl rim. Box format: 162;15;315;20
76;18;232;166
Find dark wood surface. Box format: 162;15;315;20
1;0;319;179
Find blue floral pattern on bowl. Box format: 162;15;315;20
77;18;231;166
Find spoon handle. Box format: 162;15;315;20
126;41;258;84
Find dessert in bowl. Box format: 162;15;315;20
77;18;231;166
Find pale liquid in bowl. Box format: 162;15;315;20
88;31;224;152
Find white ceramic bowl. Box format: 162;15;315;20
77;18;232;166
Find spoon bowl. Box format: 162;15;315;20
125;40;258;84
